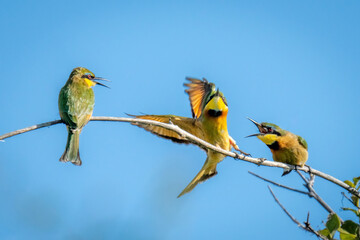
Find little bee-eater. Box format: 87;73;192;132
247;118;308;175
58;67;108;166
132;77;246;197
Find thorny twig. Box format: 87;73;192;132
304;212;326;239
268;186;327;240
248;171;309;195
296;170;338;219
252;170;340;238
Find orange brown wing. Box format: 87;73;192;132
131;114;205;144
184;77;216;119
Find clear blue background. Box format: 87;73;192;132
1;1;359;239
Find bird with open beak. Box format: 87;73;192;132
58;67;109;166
246;118;308;176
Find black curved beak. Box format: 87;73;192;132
245;133;264;138
247;117;261;128
245;117;265;138
92;77;110;88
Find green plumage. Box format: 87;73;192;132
58;67;95;166
297;135;308;150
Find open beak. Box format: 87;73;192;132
245;133;264;138
92;77;110;88
247;117;261;128
245;117;265;138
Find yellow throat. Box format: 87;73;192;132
84;78;96;87
257;134;278;145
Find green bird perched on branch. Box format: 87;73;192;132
246;118;308;176
58;67;109;166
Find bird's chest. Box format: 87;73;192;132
202;118;230;151
59;84;95;128
271;136;307;166
66;84;95;109
69;84;94;103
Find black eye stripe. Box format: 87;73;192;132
205;94;228;106
82;74;93;79
261;126;281;136
206;94;215;104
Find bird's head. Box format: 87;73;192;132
246;118;285;145
203;88;228;119
69;67;109;88
184;77;228;120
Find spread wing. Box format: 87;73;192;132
184;77;216;119
131;114;205;144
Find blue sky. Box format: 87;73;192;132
1;1;359;239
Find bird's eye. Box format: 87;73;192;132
82;74;92;79
83;73;94;79
268;127;272;132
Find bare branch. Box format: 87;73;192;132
296;170;337;218
0;120;63;140
0;116;359;198
249;171;309;195
268;186;327;240
268;186;302;226
305;212;327;240
252;170;340;226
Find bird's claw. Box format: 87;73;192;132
282;165;296;176
237;149;251;157
256;158;266;166
233;152;243;160
305;165;313;175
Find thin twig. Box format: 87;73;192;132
248;171;309;195
296;170;338;219
0;116;359;198
0;120;63;140
253;170;340;226
268;186;327;240
268;186;302;226
305;212;326;239
341;192;360;210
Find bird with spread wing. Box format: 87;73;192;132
131;77;248;197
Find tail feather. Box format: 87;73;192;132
59;129;82;166
177;159;217;198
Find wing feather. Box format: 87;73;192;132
132;114;204;144
297;135;308;150
184;77;216;118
